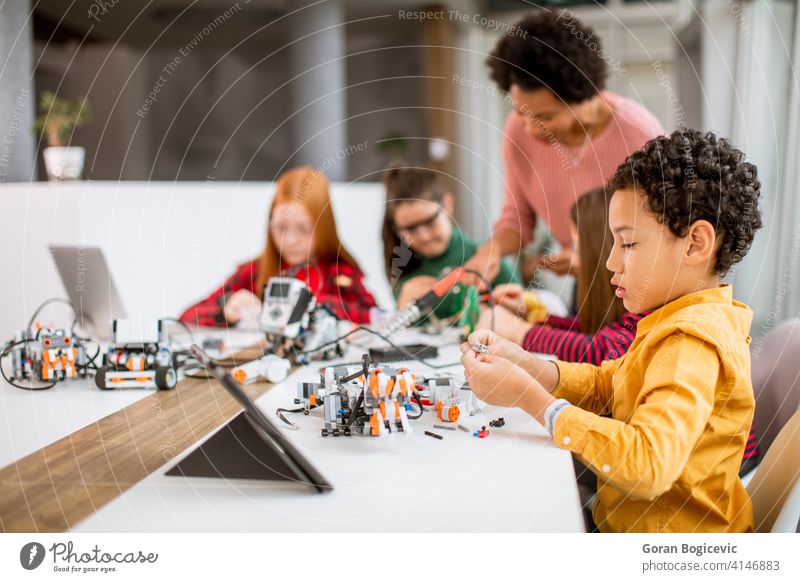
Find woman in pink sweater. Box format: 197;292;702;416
464;11;663;284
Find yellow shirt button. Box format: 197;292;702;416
562;436;571;445
602;464;611;473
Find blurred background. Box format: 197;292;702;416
1;0;799;336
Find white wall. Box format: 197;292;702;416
0;181;392;343
693;0;798;328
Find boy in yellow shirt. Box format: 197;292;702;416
461;129;762;532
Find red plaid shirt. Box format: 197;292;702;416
179;259;377;327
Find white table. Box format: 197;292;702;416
0;377;148;469
0;328;264;469
71;331;585;532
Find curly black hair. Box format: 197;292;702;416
487;11;607;103
608;129;762;276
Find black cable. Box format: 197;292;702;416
406;391;425;420
177;354;242;370
27;298;78;332
275;402;323;428
76;342;102;371
276;409;298;428
462;268;496;333
160;317;197;344
172;351;201;375
298;326;364;357
0;340;58;391
304;325;460;369
351;327;461;369
461;268;492;291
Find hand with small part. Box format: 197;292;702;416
463;330;562;394
460;351;555;422
460;328;529;367
223;290;262;325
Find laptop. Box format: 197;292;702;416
48;245;127;341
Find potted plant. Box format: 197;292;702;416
35;91;91;181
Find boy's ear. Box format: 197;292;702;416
443;192;455;215
684;219;717;268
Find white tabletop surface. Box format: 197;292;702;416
70;329;586;532
0;377;150;469
0;328;264;469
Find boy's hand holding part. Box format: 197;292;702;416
460;329;558;425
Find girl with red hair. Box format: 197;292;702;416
179;166;377;326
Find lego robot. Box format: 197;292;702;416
259;276;343;363
5;326;87;385
297;357;419;437
95;319;177;390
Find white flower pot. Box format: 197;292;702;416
43;146;85;181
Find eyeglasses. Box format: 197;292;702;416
393;208;442;238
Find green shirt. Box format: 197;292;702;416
393;227;521;320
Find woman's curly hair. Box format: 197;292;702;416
487;11;607;103
608;129;762;276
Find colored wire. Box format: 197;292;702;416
27;298;78;332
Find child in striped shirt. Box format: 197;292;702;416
487;187;643;365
